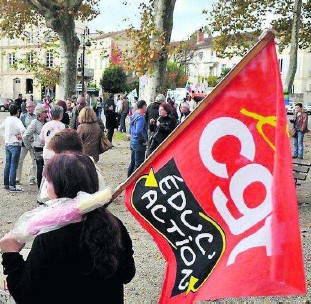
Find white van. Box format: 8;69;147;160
285;101;295;114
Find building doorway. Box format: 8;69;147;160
13;78;21;99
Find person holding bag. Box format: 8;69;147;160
77;107;102;163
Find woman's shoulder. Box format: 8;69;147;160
36;222;83;244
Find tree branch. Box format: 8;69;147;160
24;0;48;15
69;0;83;12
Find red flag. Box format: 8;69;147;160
119;31;306;303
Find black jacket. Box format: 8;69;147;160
147;115;177;157
2;218;135;304
105;110;118;129
145;101;161;132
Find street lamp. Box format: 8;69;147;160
81;26;90;96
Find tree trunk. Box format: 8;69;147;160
142;0;176;104
285;0;302;93
25;0;81;100
57;28;80;99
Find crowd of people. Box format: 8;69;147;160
127;92;197;177
0;90;308;303
0;90;200;303
0;91;199;193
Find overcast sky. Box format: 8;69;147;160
88;0;215;41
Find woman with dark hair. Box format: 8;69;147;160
166;97;178;120
56;99;70;127
37;128;106;205
146;102;177;157
0;153;136;304
47;128;83;154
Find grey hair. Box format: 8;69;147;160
34;104;46;116
155;94;166;103
50;104;63;120
26;100;35;106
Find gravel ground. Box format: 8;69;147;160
0;113;310;303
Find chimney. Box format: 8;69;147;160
197;28;204;44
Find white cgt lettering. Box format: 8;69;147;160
199;117;256;178
213;164;272;235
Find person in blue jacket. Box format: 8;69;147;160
127;99;148;177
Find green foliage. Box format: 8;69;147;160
166;60;188;89
127;80;139;93
123;2;165;76
208;0;310;58
207;75;218;87
100;64;128;94
219;67;231;79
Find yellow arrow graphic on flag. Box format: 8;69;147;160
144;168;158;188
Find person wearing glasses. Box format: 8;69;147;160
23;104;48;188
16;100;37;186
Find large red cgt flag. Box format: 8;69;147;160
116;31;306;303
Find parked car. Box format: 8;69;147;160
0;98;14;112
303;102;311;114
285;101;295;115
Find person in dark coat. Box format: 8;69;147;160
0;153;136;304
290;102;309;159
105;103;118;144
104;93;116;114
14;93;23;114
145;93;166;156
56;100;70;127
146;102;177;157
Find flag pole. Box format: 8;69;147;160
105;30;276;206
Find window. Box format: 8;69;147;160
27;52;33;64
77;53;83;69
46;51;53;68
211;50;215;59
26;78;33;94
25;31;33;44
7;53;16;68
45;31;54;43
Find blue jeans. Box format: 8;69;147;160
4;145;21;188
127;142;146;177
96;108;102;119
293;131;304;158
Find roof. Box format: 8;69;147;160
92;30;127;41
170;36;214;52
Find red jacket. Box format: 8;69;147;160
291;112;309;134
